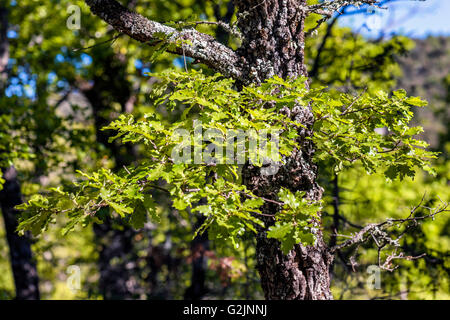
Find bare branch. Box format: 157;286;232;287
378;248;426;272
306;0;426;29
330;199;449;272
72;34;122;52
308;0;380;16
84;0;246;80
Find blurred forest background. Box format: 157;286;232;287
0;0;449;300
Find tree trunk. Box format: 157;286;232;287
0;167;40;300
92;221;137;299
184;215;209;300
236;0;333;300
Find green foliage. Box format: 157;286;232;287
0;97;35;188
17;70;436;256
267;188;320;254
311;87;437;179
2;0;447;300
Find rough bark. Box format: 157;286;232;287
236;0;333;300
235;0;308;84
0;167;40;300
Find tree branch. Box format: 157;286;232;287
308;0;380;16
330;198;449;270
84;0;245;80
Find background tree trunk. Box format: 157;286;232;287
0;167;40;300
236;0;333;300
184;215;209;300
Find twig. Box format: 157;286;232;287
72;34;122;52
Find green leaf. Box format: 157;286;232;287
109;202;133;217
267;223;293;240
405;96;428;107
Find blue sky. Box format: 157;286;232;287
338;0;450;38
